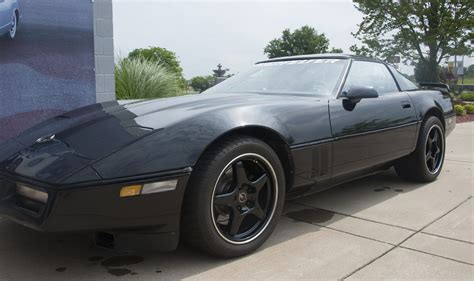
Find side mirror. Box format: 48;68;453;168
342;86;379;104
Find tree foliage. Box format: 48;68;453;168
128;46;186;88
351;0;473;82
190;75;215;92
264;25;343;58
466;64;474;76
414;59;442;83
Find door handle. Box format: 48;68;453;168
401;101;411;109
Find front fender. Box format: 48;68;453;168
90;109;293;181
89;98;331;181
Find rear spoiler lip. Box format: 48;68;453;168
418;82;450;93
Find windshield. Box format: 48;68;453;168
204;59;349;96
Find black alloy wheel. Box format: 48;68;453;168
211;154;277;244
181;136;285;258
425;125;444;174
395;116;445;182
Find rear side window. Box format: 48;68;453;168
388;65;418;91
343;61;399;95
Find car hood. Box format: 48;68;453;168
0;92;327;185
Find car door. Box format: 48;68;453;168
329;60;418;179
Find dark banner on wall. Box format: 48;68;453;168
0;0;95;143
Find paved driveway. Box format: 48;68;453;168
0;122;472;280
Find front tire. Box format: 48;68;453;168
181;136;285;258
395;116;445;182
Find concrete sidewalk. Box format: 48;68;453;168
0;123;472;280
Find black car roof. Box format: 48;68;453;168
256;53;383;64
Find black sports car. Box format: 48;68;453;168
0;54;455;257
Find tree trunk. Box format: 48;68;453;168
427;45;440;82
414;57;439;83
426;57;439;82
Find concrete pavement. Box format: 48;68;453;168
0;122;472;280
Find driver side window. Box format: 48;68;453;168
343;61;399;95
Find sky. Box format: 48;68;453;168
113;0;365;78
112;0;472;79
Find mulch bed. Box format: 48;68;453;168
456;114;474;123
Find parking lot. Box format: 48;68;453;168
0;122;472;280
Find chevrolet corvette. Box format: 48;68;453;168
0;0;20;40
0;54;456;257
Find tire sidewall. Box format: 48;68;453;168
192;139;285;257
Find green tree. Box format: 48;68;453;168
351;1;473;82
190;75;215;92
466;64;474;76
128;46;186;88
414;59;442;83
264;25;343;58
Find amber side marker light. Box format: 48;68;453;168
120;180;178;198
120;185;142;197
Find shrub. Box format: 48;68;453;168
454;104;465;116
128;46;187;89
190;75;215;92
464;104;474;114
448;92;456;100
459;92;474;102
115;57;183;99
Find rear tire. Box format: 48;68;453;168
181;135;285;258
395;116;445;182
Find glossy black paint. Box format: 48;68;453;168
0;171;189;232
0;54;455;250
329;91;419;177
0;93;332;186
342;85;379;101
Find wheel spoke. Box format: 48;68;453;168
214;189;237;206
425;151;432;161
233;161;249;185
427;135;433;151
429;157;436;171
251;204;266;220
251;173;268;192
247;192;257;202
229;208;245;235
432;130;438;144
426;154;432;168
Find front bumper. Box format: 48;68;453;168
0;170;190;237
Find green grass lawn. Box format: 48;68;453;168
457;76;474;84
